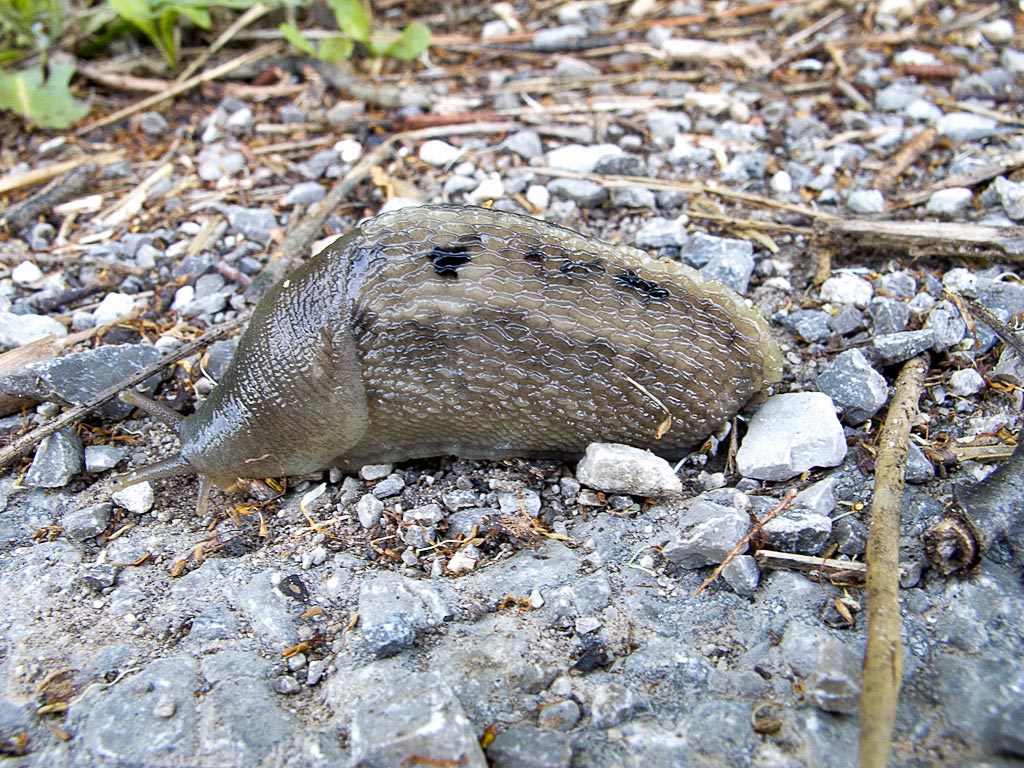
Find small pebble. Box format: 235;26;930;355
949;368;986;397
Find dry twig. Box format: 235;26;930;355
860;355;927;768
0;313;251;472
695;489;798;595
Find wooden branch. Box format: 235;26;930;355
0;313;250;472
896;150;1024;206
860;355;928;768
821;220;1024;260
754;550;868;583
0;151;125;197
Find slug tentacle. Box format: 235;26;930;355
120;390;185;427
109;454;193;492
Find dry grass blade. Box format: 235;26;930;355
860;355;927;768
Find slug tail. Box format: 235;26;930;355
109;454;193;492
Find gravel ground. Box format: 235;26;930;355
1;2;1024;767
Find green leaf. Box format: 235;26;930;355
173;5;211;29
383;21;430;61
279;22;315;55
107;0;158;42
318;35;354;62
0;60;89;129
156;9;179;66
328;0;369;43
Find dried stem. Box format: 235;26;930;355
860;355;928;768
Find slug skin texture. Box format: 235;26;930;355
176;205;782;484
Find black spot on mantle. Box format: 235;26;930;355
425;234;483;278
614;269;670;303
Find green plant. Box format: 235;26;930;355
280;0;430;63
106;0;260;68
0;0;88;128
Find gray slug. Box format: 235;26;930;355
113;205;781;499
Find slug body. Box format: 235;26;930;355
129;205;781;490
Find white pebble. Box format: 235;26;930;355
112;482;155;514
333;139;363;163
526;184;550;211
979;18;1014;44
446;545;480;574
926;187;973;214
467;174;505;205
770;171;793;194
11;261;43;286
419;140;462;166
93;293;138;326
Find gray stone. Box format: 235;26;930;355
820;272;873;307
792;477;838;516
949;368;986;397
350;673;487;768
357;493;384;528
870;329;935;365
72;656;199;764
647;110;693;143
926;187;974;214
816;349;889;425
576;443;682;497
486;722;572;768
905;441;935;484
498;489;542;516
680;232;753;271
991;347;1024;387
722;555;760;596
84;444;127;473
0;311;67;347
138;111;169;136
444;175;478;196
442;489;479;511
358;571;449;658
874;271;917;299
63;502;112;541
610;186;657;209
833;516;867;555
594;155;646;176
995;702;1024;757
869;298;910;335
736;393;847;480
847;189;886;214
539;699;581;731
925;300;967;352
198;674;306;765
360;463;394;481
546;143;622;173
806;641;861;714
634;216;689;248
937;112;998;142
25;428;83;488
828;303;867;336
763;508;832;555
533;25;588;52
273;675;301;695
282;181;326;206
224;205;278;243
780;310;832;342
662;499;750;569
371;473;405;498
589;682;641;728
993;176;1024;221
547;178;609;208
875;82;926;111
500;130;543;160
700;240;755;294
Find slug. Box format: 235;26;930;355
113;205;781;502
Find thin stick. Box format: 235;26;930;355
860;355;927;768
755;550;868;582
175;3;272;84
0;151;125;196
75;43;281;137
0;312;251;472
695;489;798;595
